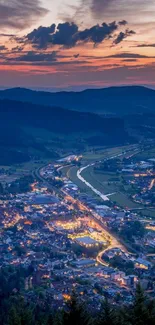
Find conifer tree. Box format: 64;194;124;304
63;293;91;325
97;298;117;325
132;283;149;325
8;305;21;325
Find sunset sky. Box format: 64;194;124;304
1;0;155;90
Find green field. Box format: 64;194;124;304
0;159;51;184
67;166;92;193
81;166;140;209
58;144;155;212
60;144;142;208
135;147;155;160
138;209;155;218
82;144;139;163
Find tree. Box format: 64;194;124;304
8;306;21;325
97;298;118;325
53;312;63;325
132;283;149;325
63;294;91;325
0;182;4;195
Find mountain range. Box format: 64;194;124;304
0;86;155;115
0;99;129;165
1;85;155;165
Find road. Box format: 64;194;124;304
62;187;128;265
36;147;141;266
35;163;128;266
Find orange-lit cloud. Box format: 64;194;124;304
0;0;155;89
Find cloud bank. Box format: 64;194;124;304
0;0;48;30
25;20;135;49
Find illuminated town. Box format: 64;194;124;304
0;151;155;310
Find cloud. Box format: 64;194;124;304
52;22;78;47
3;51;89;67
137;43;155;48
78;21;118;45
119;20;128;26
11;46;24;53
27;25;56;49
25;20;131;49
11;51;58;62
0;33;15;37
0;45;7;51
114;29;135;44
90;0;114;18
26;23;78;49
123;59;138;62
0;0;48;30
74;54;80;58
106;53;150;58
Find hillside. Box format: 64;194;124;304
0;100;130;165
0;86;155;115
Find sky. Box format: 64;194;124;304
1;0;155;90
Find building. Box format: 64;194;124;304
135;258;152;270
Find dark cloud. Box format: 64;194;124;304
52;22;78;47
0;0;48;30
0;33;15;37
78;21;118;45
0;45;7;51
114;29;135;44
4;54;89;67
11;46;24;53
137;43;155;48
26;22;78;49
106;53;151;58
74;54;80;58
25;21;129;49
123;59;138;62
27;25;56;49
11;51;57;62
119;20;128;26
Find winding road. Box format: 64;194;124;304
36;147;141;266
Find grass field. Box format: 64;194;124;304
135;147;155;160
82;147;122;162
0;159;51;184
138;209;155;218
60;144;142;208
57;144;154;212
67;166;92;193
82;144;139;163
110;193;139;209
81;166;140;209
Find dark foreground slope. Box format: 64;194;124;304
0;268;155;325
0;100;130;165
1;86;155;115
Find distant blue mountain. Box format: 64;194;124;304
0;86;155;115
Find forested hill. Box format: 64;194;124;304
0;99;124;134
0;99;130;165
0;86;155;115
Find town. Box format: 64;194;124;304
0;144;155;312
